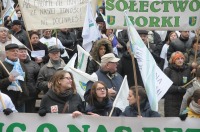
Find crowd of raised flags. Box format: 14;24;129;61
0;0;172;114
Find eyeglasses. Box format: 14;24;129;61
96;87;106;91
61;77;72;80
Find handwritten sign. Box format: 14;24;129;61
18;0;97;31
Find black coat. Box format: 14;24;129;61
0;61;29;108
164;64;192;117
121;100;160;117
39;89;83;113
118;52;144;87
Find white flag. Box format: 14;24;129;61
112;75;129;112
82;1;101;52
69;67;98;101
77;45;90;72
124;11;173;111
11;34;24;46
63;53;77;72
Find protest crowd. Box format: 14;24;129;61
0;0;200;124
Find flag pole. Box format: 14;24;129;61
130;52;141;116
0;60;22;92
0;92;6;109
194;29;200;63
55;29;58;47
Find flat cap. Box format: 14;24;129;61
5;43;19;51
11;20;21;26
48;45;60;53
137;30;148;35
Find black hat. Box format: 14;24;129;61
96;16;104;23
18;45;27;50
5;44;19;51
11;20;21;26
48;45;60;53
137;30;148;35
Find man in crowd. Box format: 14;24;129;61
36;45;66;94
18;45;40;113
0;44;29;112
84;53;123;102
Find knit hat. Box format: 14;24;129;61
96;16;104;23
11;20;21;26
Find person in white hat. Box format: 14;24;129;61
84;53;123;102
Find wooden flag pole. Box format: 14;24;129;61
194;29;200;63
130;52;141;116
0;92;6;109
0;60;22;92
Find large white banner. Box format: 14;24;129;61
18;0;97;31
106;0;200;30
0;113;200;131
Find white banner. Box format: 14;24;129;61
0;113;200;131
18;0;97;31
106;0;200;30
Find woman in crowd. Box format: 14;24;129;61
121;86;160;117
180;89;200;119
29;31;49;67
164;51;192;117
38;70;83;116
160;31;178;70
86;81;120;116
86;39;113;74
180;65;200;113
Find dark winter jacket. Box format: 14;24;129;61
0;61;29;108
86;98;121;116
31;42;49;65
118;51;144;87
21;57;40;97
121;100;160;117
167;36;193;60
57;31;77;58
164;64;192;117
39;89;83;113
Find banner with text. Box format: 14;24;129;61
0;113;200;132
18;0;97;31
106;0;200;30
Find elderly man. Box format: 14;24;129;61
0;27;12;61
0;43;29;112
36;45;66;94
84;53;123;102
18;45;40;113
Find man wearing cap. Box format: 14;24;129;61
40;29;69;63
10;20;30;49
0;43;29;112
0;27;12;61
84;53;123;102
18;45;40;112
96;16;106;38
36;45;66;94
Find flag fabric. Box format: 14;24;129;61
63;53;77;72
124;11;173;111
77;45;90;72
82;1;101;52
11;34;24;46
63;53;98;100
69;67;98;101
3;0;18;22
112;75;129;112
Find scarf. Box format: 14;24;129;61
5;58;25;91
189;100;200;114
